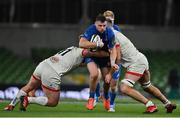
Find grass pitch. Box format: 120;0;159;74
0;99;179;117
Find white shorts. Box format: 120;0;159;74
126;54;149;76
33;61;61;91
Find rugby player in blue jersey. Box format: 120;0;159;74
79;14;118;110
93;10;122;112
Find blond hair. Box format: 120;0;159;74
103;10;114;20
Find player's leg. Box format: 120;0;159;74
139;70;176;113
20;82;60;111
95;82;100;100
120;73;158;113
119;56;159;113
109;79;117;112
26;85;60;107
120;73;149;104
4;75;41;111
95;69;102;99
19;85;60;111
86;61;99;110
28;89;36;97
108;64;121;112
19;62;61;111
101;67;111;110
94;68;102;107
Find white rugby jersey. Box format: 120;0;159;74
45;46;84;75
113;29;145;67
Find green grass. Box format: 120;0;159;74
0;99;179;117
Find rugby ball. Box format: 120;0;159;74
90;34;101;42
90;34;101;51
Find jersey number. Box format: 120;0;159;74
58;47;73;56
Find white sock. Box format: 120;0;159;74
110;104;115;108
9;90;27;106
145;101;154;107
28;96;48;106
164;100;171;106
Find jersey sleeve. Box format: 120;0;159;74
113;25;121;32
79;25;95;41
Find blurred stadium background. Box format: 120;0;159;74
0;0;180;101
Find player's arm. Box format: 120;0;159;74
79;25;104;49
105;49;120;83
79;26;97;49
79;37;97;49
105;43;122;83
109;45;117;67
115;43;121;64
105;64;119;83
82;49;109;58
107;29;117;67
79;37;104;49
91;50;109;57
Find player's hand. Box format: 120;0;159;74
82;49;89;57
112;64;119;71
96;40;104;48
105;73;112;83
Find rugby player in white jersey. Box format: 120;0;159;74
105;17;176;113
4;46;112;111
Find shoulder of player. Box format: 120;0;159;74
113;24;121;32
85;24;97;34
106;27;113;32
87;24;96;30
106;27;115;36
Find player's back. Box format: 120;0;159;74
45;46;83;75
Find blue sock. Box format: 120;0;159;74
104;91;109;100
95;83;100;98
89;92;95;98
110;92;116;105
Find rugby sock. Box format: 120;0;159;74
10;90;27;106
110;92;116;105
89;92;95;98
104;91;109;100
145;100;154;107
164;100;171;106
95;83;100;98
28;96;48;106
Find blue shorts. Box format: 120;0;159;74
84;57;110;68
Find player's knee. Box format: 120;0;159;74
141;81;151;89
47;100;59;107
90;73;99;80
110;82;117;91
120;84;130;94
120;79;135;93
121;79;135;88
110;86;117;93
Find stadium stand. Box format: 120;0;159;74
0;48;35;85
